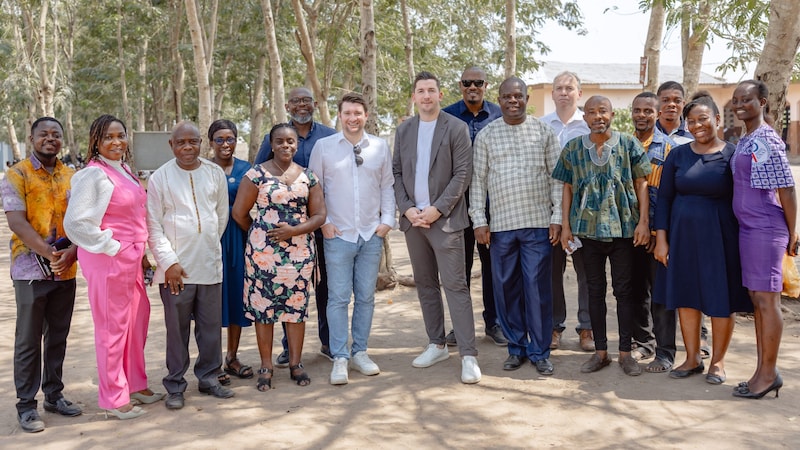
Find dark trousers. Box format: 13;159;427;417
631;246;677;363
464;225;497;330
581;238;639;352
160;283;223;393
551;246;592;333
14;279;76;413
283;229;329;351
490;229;553;361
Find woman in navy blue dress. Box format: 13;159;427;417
209;119;253;381
654;93;750;385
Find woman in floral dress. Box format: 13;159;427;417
232;124;326;390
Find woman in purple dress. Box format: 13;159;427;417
730;80;798;399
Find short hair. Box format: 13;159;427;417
413;71;440;91
553;71;582;90
682;90;719;117
87;114;128;161
633;91;658;103
31;117;63;135
738;79;769;101
208;119;238;140
337;92;368;113
268;123;297;145
500;76;527;93
656;81;685;96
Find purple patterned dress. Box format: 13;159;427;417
731;124;794;292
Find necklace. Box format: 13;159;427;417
271;160;291;181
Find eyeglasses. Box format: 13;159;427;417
288;97;314;105
213;137;236;146
353;144;363;166
461;79;485;88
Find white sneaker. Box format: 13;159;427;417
350;351;380;376
330;357;349;385
412;344;450;368
461;355;482;384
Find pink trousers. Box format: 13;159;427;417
79;242;150;409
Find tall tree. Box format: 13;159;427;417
359;0;378;134
678;0;712;97
642;0;667;93
261;0;287;123
754;0;800;128
184;0;217;137
400;0;415;117
291;0;331;125
504;0;517;78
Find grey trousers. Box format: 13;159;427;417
404;225;477;357
13;279;76;413
160;283;223;393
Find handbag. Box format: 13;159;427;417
781;253;800;298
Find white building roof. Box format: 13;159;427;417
524;61;727;86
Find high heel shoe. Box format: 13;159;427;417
104;405;146;420
732;374;783;399
130;391;166;405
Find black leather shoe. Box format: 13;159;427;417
43;398;82;417
275;349;290;368
503;354;526;371
668;363;704;379
486;325;508;346
534;358;554;376
445;330;457;346
165;392;185;410
18;409;45;433
199;384;235;399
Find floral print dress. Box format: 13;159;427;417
243;164;317;324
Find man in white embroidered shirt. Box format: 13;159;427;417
146;121;234;409
471;77;563;376
308;93;395;385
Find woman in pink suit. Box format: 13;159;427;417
64;115;162;419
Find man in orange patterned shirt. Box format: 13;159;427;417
1;117;82;432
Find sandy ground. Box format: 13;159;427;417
2;177;800;449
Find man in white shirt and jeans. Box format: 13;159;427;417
147;121;234;409
309;93;395;385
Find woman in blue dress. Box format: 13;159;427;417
209;119;253;382
654;93;750;385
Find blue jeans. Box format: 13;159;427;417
324;234;384;360
490;228;553;361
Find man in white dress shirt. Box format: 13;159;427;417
309;93;395;385
540;71;593;352
146;121;234;409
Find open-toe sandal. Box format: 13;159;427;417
257;368;273;392
217;371;231;386
290;363;311;387
645;358;672;373
225;356;254;379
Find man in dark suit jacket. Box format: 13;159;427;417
393;71;481;384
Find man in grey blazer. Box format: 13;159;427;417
393;71;481;384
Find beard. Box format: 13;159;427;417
291;111;313;124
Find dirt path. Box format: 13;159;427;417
2;182;800;448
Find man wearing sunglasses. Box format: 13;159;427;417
308;93;395;385
255;87;336;367
442;67;507;348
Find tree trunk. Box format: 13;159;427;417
643;0;666;93
5;118;21;162
65;108;78;165
754;0;800;130
261;0;287;124
249;52;268;163
137;38;149;132
360;0;378;135
291;0;331;125
680;0;711;98
170;0;185;124
504;0;516;78
117;0;132;129
400;0;415;117
184;0;214;139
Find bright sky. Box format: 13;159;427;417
539;0;753;82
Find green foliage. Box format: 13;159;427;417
613;107;635;135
